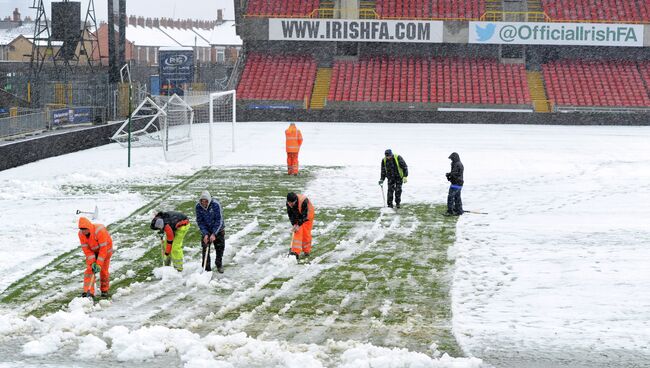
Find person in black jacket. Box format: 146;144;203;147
378;149;408;208
445;152;464;216
151;211;190;271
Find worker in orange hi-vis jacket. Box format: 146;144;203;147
285;123;303;175
286;192;315;261
78;217;113;299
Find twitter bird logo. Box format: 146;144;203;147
475;23;496;42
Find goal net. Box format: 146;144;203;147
111;90;236;164
111;97;167;147
154;94;194;161
111;94;193;161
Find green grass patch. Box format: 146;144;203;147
1;166;462;357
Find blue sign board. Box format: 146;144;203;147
51;107;93;127
159;49;194;96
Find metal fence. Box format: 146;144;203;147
0;111;49;139
0;106;107;140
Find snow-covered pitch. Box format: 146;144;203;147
0;122;649;367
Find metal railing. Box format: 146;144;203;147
0;106;107;140
481;11;549;22
0;111;49;139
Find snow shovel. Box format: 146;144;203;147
463;210;488;215
287;231;299;262
201;241;211;274
76;205;99;220
379;183;386;207
86;271;97;300
160;236;166;267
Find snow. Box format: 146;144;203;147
160;26;211;48
0;23;34;45
1;122;650;367
208;21;243;46
126;25;183;48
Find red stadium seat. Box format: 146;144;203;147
542;60;650;107
327;56;531;105
375;0;485;19
236;53;317;102
541;0;650;22
245;0;319;17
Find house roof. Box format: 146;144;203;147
159;26;211;48
126;25;178;47
208;20;242;47
0;23;34;46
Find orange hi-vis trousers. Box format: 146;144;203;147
287;152;299;175
291;220;313;255
83;253;112;295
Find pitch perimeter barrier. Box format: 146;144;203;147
0;106;107;140
0;121;120;171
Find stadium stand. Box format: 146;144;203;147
328;57;530;105
376;0;486;20
542;60;650;107
237;53;317;102
541;0;650;22
245;0;320;17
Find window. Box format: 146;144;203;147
216;47;225;63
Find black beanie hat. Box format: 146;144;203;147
287;192;298;202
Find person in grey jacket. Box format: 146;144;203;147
445;152;464;216
195;191;225;273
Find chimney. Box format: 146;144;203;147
13;8;21;22
217;9;223;22
145;17;153;28
129;15;137;26
137;16;145;27
153;18;160;28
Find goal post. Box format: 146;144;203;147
111;96;167;147
208;90;236;165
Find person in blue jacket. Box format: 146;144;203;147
195;190;226;273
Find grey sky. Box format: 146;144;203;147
0;0;234;22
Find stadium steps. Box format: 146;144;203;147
360;0;377;19
526;0;544;13
527;71;551;113
319;0;335;18
483;0;503;20
309;67;332;110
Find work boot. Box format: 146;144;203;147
81;292;94;299
302;253;310;258
289;251;300;260
217;266;224;274
387;203;393;208
100;291;109;298
163;256;171;266
396;203;401;209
